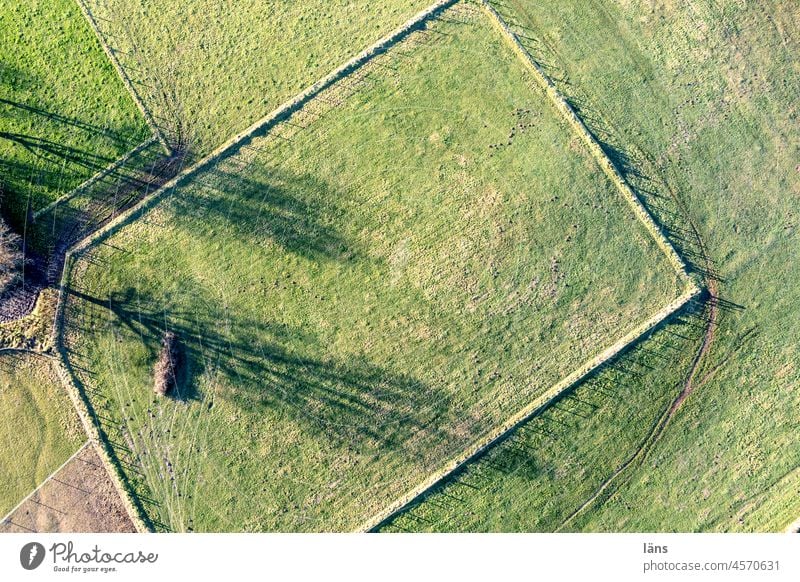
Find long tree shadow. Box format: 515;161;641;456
0;98;136;146
0;95;146;222
0;138;183;322
0;131;116;172
0;84;171;320
61;276;467;530
169;164;361;263
63;282;460;463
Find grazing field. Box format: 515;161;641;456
0;352;84;517
379;320;703;531
387;0;800;532
61;3;682;532
1;443;135;533
0;0;149;223
84;0;432;154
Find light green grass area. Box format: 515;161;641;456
388;0;800;532
0;352;83;516
84;0;431;154
62;3;681;532
0;0;149;222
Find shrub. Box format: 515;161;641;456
153;331;180;397
0;219;23;297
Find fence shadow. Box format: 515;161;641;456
378;299;710;531
486;0;726;294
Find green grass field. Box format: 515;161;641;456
61;3;682;532
384;0;800;532
84;0;431;154
0;352;83;517
379;319;703;532
0;0;149;223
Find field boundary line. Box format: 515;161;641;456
0;440;90;527
73;0;170;153
33;136;158;220
482;0;696;287
54;0;702;534
58;0;460;265
49;0;461;533
483;0;723;531
357;0;704;532
358;287;698;531
51;345;151;533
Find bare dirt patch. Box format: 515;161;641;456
1;444;135;533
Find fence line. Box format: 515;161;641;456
51;335;152;533
54;0;704;534
355;0;704;532
482;0;695;286
358;286;699;531
49;0;461;534
73;0;170;153
60;0;461;265
51;245;153;531
33;137;158;220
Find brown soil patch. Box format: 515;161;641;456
0;444;135;533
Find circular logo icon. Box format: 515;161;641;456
20;542;46;570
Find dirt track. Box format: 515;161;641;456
556;160;719;531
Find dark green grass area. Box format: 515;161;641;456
0;0;150;224
0;352;83;516
83;0;431;154
62;4;680;532
389;0;800;532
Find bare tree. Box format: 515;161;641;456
0;217;23;296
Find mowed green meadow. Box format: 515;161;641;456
386;0;800;532
62;4;681;532
0;0;149;222
84;0;431;153
379;318;704;532
0;352;83;516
